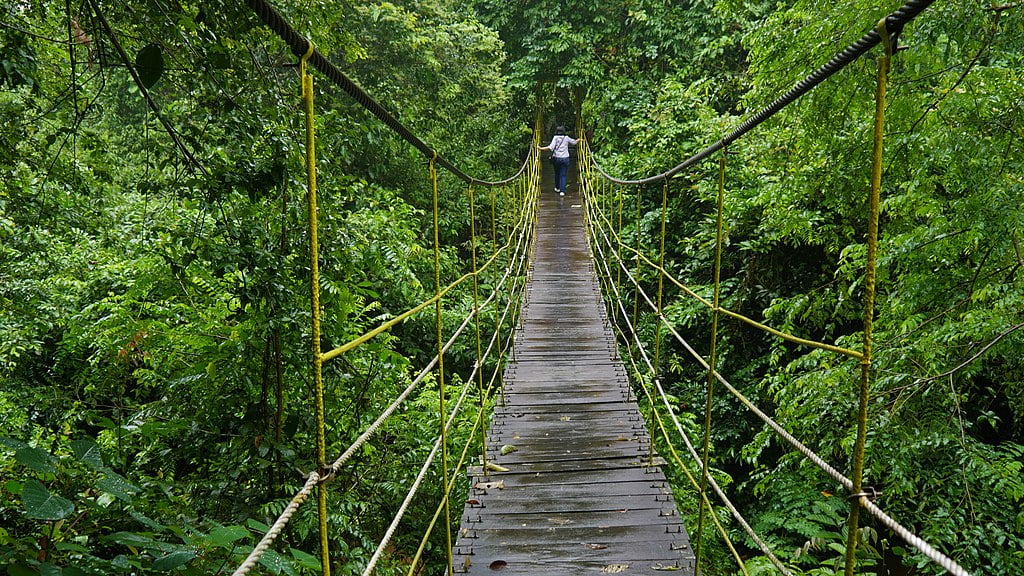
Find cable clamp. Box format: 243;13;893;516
316;467;336;484
875;16;903;57
847;486;881;502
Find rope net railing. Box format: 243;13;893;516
228;2;545;575
574;1;973;575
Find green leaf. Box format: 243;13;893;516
129;510;167;532
22;479;74;520
5;479;24;494
259;548;297;576
107;531;158;548
39;563;61;576
70;439;104;469
96;470;140;502
9;563;36;576
290;548;321;571
135;44;164;89
246;518;269;533
208;525;249;548
15;446;56;474
0;437;29;451
152;550;195;571
55;542;90;553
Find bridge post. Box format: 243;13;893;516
298;42;332;576
844;17;894;576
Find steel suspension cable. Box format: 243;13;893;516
357;222;535;575
244;0;531;187
366;271;524;575
585;155;974;576
408;171;540;574
591;0;935;185
428;155;455;576
592;199;863;359
651;177;669;468
589;177;857;488
844;17;892;576
469;185;489;472
695;152;727;571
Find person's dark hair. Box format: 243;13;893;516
555;125;566;136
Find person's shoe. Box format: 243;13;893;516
559;190;564;196
554;187;560;194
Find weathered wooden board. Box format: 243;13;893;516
451;166;695;575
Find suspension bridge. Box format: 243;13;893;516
450;165;694;574
225;0;978;575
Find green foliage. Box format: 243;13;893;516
585;0;1024;574
2;0;516;574
4;0;1024;574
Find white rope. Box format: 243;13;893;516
231;473;319;576
584;177;975;576
585;199;792;575
861;499;973;576
228;189;536;576
364;187;537;575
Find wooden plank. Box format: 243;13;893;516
452;168;695;575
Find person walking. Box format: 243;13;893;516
539;125;578;196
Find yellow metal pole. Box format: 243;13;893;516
300;42;331;576
429;155;455;576
845;19;892;576
696;152;728;574
469;185;489;471
651;177;669;466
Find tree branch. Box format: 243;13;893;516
88;0;209;177
916;322;1024;385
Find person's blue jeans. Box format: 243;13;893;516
553;156;570;193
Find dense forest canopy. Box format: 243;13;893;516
1;1;1022;575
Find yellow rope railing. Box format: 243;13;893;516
577;27;971;571
231;80;539;576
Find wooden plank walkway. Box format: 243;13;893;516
452;163;696;575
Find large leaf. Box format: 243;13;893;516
8;563;36;576
70;439;103;469
290;548;321;571
22;479;74;520
96;470;140;502
208;525;249;548
15;446;56;474
152;550;195;571
259;548;297;576
129;510;167;532
0;437;29;451
135;43;164;89
107;531;158;549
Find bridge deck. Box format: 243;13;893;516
452;164;695;575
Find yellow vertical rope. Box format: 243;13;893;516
300;41;331;576
615;184;627;400
651;177;669;466
633;186;643;332
616;184;625;323
696;151;729;573
493;184;505;407
845;19;891;576
469;185;489;471
429;154;455;576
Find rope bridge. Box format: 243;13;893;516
227;0;975;575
